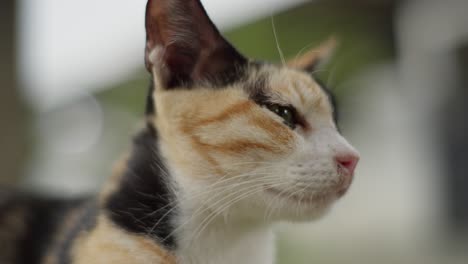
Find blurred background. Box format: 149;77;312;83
1;0;468;263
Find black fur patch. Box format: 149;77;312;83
165;51;248;90
0;193;88;264
105;127;178;250
18;199;60;264
206;58;249;88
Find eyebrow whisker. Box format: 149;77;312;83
270;15;286;66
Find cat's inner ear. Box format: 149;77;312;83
288;37;337;73
145;0;247;89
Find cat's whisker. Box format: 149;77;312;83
140;166;278;219
145;173;279;234
204;181;289;227
141;170;277;226
160;180;281;244
177;177;282;228
271;15;286;66
190;181;288;242
327;65;339;89
144;172;281;230
308;68;330;75
180;178;286;231
142;165;281;230
264;181;297;221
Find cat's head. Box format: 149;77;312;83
144;0;359;222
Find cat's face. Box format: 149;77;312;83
144;0;359;221
152;64;359;221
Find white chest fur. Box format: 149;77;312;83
176;224;275;264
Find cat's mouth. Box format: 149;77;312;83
264;173;352;203
264;187;335;204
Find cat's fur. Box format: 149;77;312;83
0;0;359;263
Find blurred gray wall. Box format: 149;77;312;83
443;43;468;236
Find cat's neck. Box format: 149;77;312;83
174;209;275;264
165;149;276;264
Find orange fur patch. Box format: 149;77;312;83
177;98;294;176
72;216;176;264
195;101;254;127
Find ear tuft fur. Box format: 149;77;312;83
288;36;337;73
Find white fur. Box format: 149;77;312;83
176;218;274;264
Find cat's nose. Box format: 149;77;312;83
335;153;359;177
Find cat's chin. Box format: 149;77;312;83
257;189;338;222
264;187;337;203
257;203;333;223
284;205;333;222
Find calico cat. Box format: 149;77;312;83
0;0;359;263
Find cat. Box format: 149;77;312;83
0;0;359;263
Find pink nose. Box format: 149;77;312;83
335;153;359;176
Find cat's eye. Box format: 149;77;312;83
267;104;297;129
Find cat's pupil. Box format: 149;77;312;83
268;104;296;129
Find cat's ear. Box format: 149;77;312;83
288;37;337;73
145;0;247;89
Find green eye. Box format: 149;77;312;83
267;104;297;129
